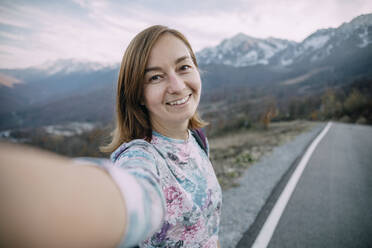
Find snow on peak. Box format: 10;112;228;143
197;13;371;68
197;32;295;67
219;33;258;53
338;13;372;35
231;32;252;42
35;59;109;75
348;13;372;27
303;34;330;50
357;26;372;48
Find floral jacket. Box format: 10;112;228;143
111;130;222;247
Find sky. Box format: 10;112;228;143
0;0;372;69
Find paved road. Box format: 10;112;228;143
220;123;325;248
266;123;372;248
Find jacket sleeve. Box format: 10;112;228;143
104;142;166;247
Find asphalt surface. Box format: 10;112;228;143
266;122;372;248
219;123;326;248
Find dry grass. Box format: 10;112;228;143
209;120;317;189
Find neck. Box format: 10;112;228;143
151;119;189;140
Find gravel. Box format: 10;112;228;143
219;122;326;248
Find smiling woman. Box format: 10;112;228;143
101;25;207;150
142;34;202;140
0;25;222;248
100;25;222;247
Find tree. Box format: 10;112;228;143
343;89;366;115
261;103;278;130
321;89;342;119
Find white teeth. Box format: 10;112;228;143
168;95;190;106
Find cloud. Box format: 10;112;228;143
0;0;371;68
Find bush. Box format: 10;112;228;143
356;116;367;125
339;115;351;123
343;89;366;115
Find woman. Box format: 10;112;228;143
0;25;222;247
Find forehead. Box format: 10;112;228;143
147;33;191;66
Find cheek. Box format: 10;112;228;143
185;72;201;92
194;71;202;89
193;77;202;94
143;87;152;106
143;85;163;106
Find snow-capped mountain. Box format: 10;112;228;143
196;33;296;67
0;59;117;87
273;13;372;67
1;13;371;131
273;28;336;67
197;13;372;68
0;59;118;116
35;59;117;76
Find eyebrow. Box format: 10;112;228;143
144;55;190;74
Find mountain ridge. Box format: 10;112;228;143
0;13;371;130
1;13;370;77
197;13;372;68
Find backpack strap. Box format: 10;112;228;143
191;128;208;156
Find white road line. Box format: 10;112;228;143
251;122;333;248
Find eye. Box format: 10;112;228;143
179;64;191;71
148;74;163;83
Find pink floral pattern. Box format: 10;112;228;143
113;130;222;247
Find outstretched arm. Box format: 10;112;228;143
0;142;126;247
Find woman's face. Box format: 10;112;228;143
143;33;201;132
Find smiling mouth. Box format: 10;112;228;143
166;94;192;106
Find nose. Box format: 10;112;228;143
167;72;185;94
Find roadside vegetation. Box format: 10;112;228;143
209;121;316;189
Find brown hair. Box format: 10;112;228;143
101;25;207;153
